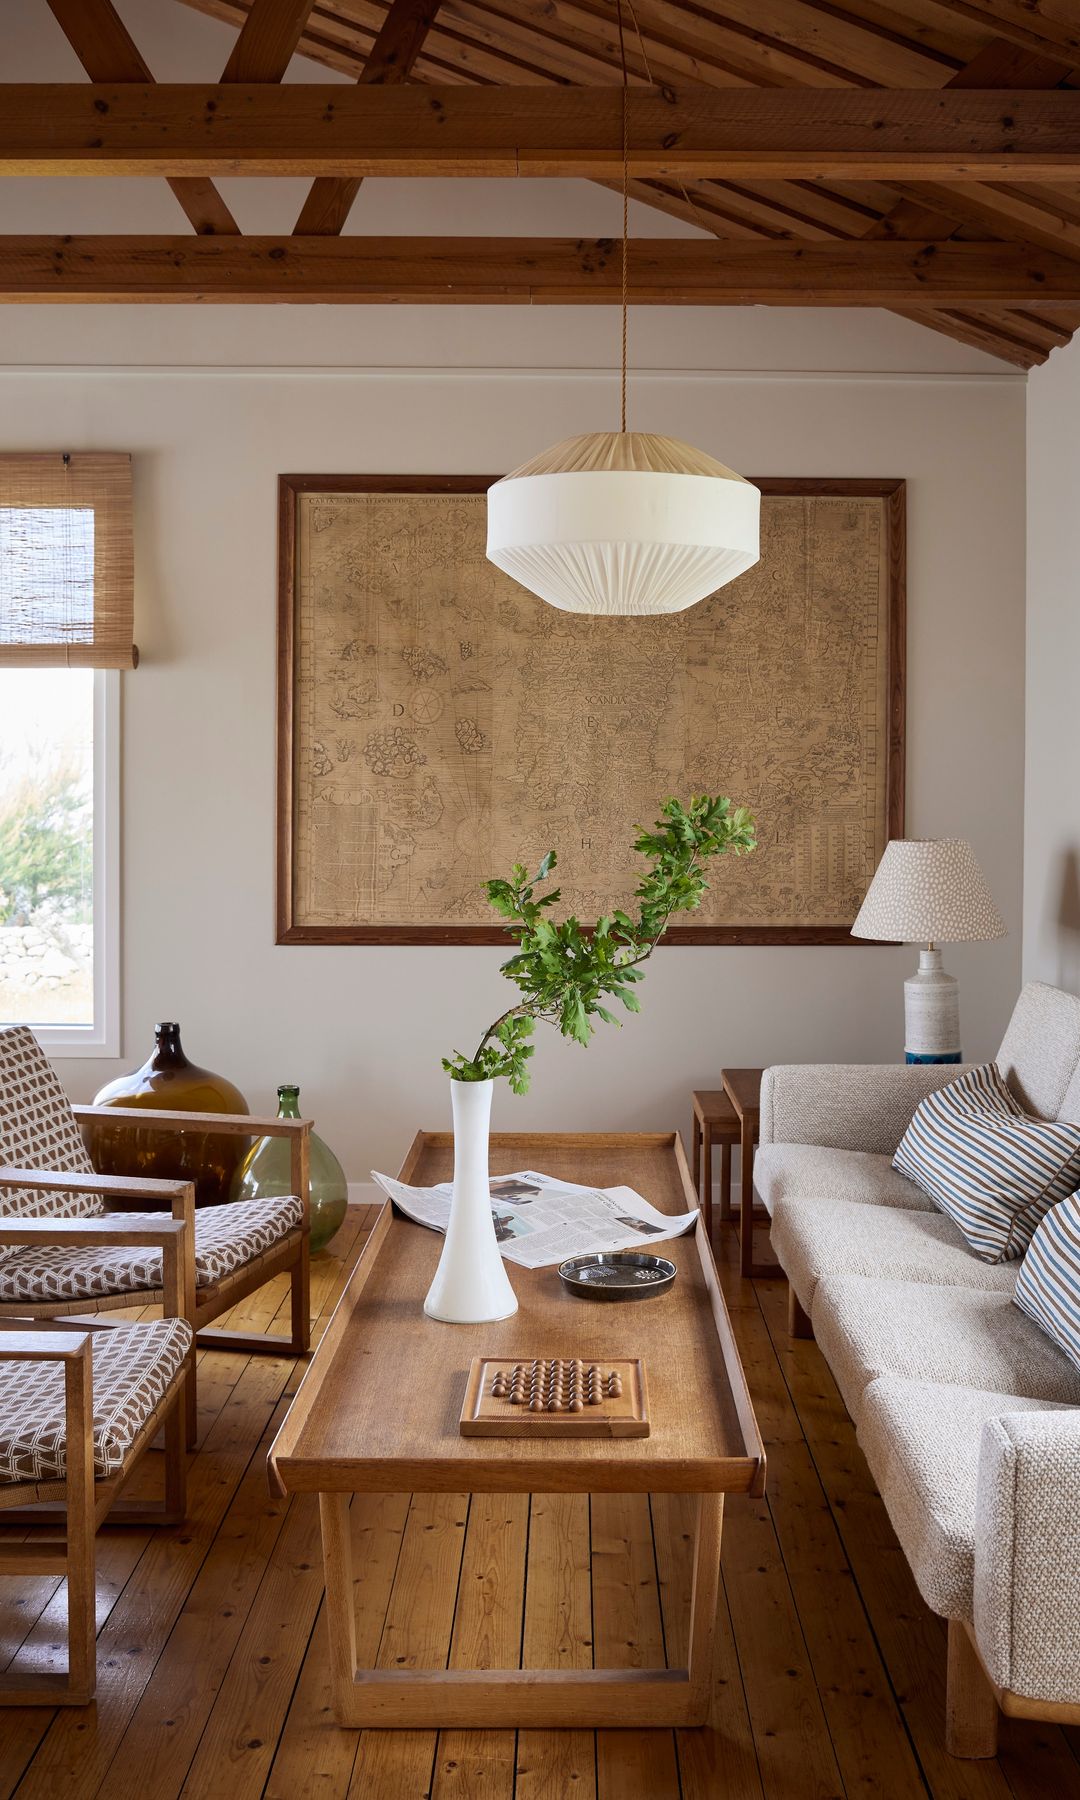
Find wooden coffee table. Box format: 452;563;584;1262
269;1130;765;1730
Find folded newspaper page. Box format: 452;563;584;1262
370;1168;699;1270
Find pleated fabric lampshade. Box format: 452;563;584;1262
486;432;761;617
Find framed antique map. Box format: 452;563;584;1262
276;474;904;945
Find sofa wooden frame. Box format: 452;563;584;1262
0;1105;312;1445
0;1316;190;1706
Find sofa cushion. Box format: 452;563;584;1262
0;1317;192;1485
1014;1193;1080;1373
858;1376;1072;1623
0;1195;305;1304
754;1144;935;1218
772;1196;1017;1315
892;1064;1080;1262
996;980;1080;1121
811;1275;1080;1421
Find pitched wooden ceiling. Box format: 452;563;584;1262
9;0;1080;365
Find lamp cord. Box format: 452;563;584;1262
617;0;629;435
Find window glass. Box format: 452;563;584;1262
0;667;94;1026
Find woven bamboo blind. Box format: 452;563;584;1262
0;452;135;668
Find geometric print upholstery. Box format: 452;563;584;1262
0;1317;191;1485
0;1026;101;1219
0;1194;305;1304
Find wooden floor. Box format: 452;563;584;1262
1;1204;1078;1800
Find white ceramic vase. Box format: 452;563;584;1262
423;1077;519;1324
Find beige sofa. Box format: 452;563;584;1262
757;981;1080;1757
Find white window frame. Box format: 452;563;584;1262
29;668;120;1057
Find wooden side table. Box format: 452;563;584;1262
721;1068;783;1281
690;1091;740;1240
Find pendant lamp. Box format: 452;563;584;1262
486;5;760;617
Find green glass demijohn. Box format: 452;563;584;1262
232;1085;348;1255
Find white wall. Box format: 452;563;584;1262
1024;341;1080;992
0;338;1025;1175
2;0;1028;1178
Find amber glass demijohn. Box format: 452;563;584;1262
89;1021;250;1207
232;1085;348;1254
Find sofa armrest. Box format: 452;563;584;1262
759;1063;975;1153
974;1410;1080;1706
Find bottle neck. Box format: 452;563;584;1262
277;1086;301;1119
152;1021;188;1070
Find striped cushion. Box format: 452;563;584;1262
1014;1196;1080;1372
892;1063;1080;1264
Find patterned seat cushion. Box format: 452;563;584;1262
893;1063;1080;1262
0;1195;304;1303
0;1317;191;1485
0;1026;102;1219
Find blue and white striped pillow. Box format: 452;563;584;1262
892;1063;1080;1263
1014;1195;1080;1371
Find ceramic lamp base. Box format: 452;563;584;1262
904;948;961;1063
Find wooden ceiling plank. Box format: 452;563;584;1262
891;306;1045;362
43;0;241;233
458;0;852;89
220;0;319;81
294;0;445;235
912;0;1080;64
5;235;1080;303
12;85;1080;180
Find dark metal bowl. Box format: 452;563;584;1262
557;1251;677;1301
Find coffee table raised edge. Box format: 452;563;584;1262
268;1130;765;1729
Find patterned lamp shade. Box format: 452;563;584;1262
851;839;1006;945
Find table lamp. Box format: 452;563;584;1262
850;839;1006;1064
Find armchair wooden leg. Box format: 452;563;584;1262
788;1287;814;1339
65;1345;96;1705
163;1381;188;1525
290;1237;311;1355
946;1620;999;1758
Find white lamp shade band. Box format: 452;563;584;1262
486;432;761;617
851;838;1006;945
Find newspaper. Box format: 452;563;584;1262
370;1168;698;1271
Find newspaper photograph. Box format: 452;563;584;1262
370;1168;699;1270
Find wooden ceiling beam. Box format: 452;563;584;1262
220;0;318;81
4;235;1080;304
918;0;1080;65
43;0;240;234
294;0;444;236
10;84;1080;180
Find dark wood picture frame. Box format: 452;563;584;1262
277;474;905;946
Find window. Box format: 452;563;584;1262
0;453;131;1056
0;667;119;1054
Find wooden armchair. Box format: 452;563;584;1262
0;1027;312;1448
0;1315;191;1705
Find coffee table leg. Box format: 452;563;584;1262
702;1129;713;1241
316;1488;724;1728
320;1492;358;1719
687;1493;724;1724
692;1116;701;1199
740;1117;756;1278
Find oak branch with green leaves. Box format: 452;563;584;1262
442;795;756;1094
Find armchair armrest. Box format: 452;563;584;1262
974;1409;1080;1706
0;1325;93;1362
73;1106;312;1138
0;1171;195;1322
759;1063;975;1153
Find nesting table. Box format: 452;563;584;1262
269;1130;765;1729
